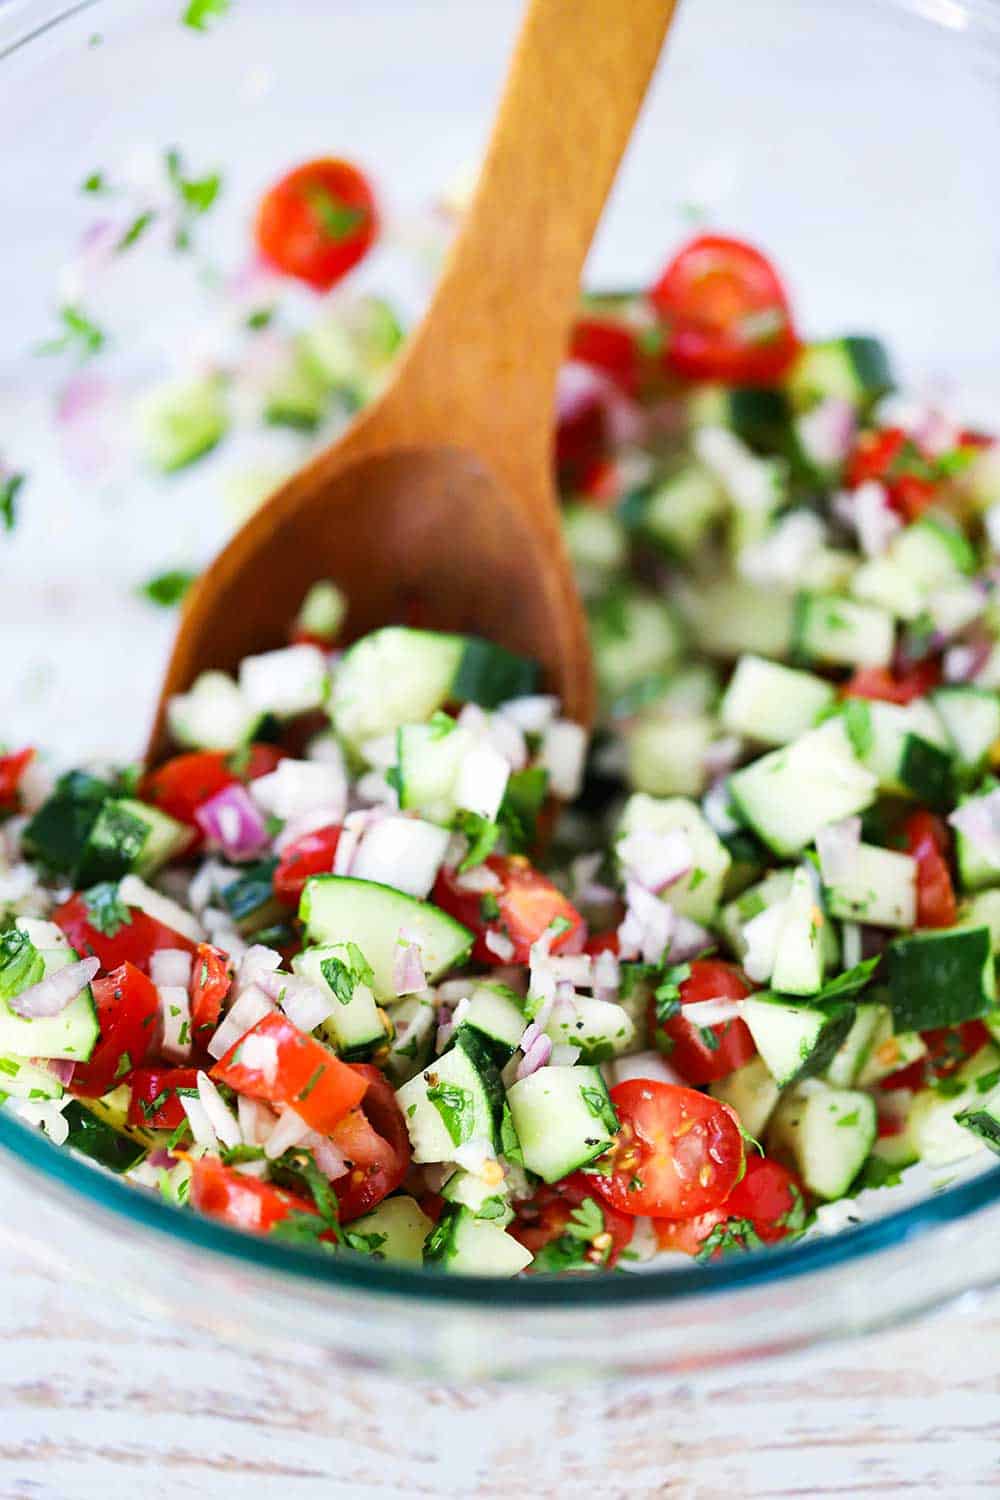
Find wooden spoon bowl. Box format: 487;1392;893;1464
147;0;678;763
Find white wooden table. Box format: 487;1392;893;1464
4;1211;1000;1500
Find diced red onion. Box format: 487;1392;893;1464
256;969;333;1032
539;720;587;800
146;1147;175;1171
669;914;715;962
796;396;857;469
195;783;269;862
237;1094;276;1147
618;828;693;893
815;817;863;885
485;929;515;962
119;875;203;945
515;1031;553;1080
742;902;786;984
498;695;559;734
312;1136;350;1182
393;939;426;997
914;407;960;457
34;1057;75;1087
238;945;282;993
853;480;902;559
681;997;744;1026
150;948;193;989
159;984;192;1062
617;881;675;965
180;1093;219;1151
263;1105;312;1160
950;789;1000;869
207;983;275;1059
944;631;994;684
7;956;99;1019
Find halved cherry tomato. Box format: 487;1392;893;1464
649;958;757;1086
510;1171;634;1269
255;158;377;292
273;824;342;908
902;809;957;929
842;661;941;706
570;318;642;397
190;943;233;1042
140;744;285;832
127;1066;200;1130
211;1011;367;1134
53;893;196;974
70;962;160;1098
433;855;585;965
846;427;936;521
329;1064;411;1223
190;1155;325;1237
882;1019;989;1093
590;1079;744;1219
650;234;798;385
655;1155;803;1256
0;747;35;812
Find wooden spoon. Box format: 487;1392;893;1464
147;0;678;763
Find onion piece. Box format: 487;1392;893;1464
195;783;269;862
207;983;275;1060
617;881;675;966
617;828;693;893
795;396;856;469
393;939;426;997
742;902;786;985
815;817;863;886
150;948;193;989
196;1072;242;1149
255;969;333;1033
312;1136;350;1182
498;695;559;734
250;758;348;823
118;875;203;945
539;720;588;800
680;997;744;1026
263;1105;313;1159
351;816;450;899
485;929;515;962
159;984;193;1062
7;956;99;1019
515;1031;553;1080
949;789;1000;869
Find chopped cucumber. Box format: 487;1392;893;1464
455;984;526;1060
767;1083;876;1199
423;1204;532;1276
824;1002;885;1088
347;1195;433;1265
823;842;917;929
635;465;725;559
770;864;825;996
792;592;895;669
0;944;98;1063
78;797;190;884
562;504;628;596
590;588;685;703
886;925;996;1030
292;944;389;1057
709;1055;781;1138
932;687;1000;774
617;793;731;923
542;993;635;1063
137;374;228;472
786;337;893;413
395;718;473;823
624;714;714;798
395;1029;503;1163
680;576;795;660
728;719;877;857
505;1064;617;1183
719;654;835;746
742;995;855;1087
382;993;437;1085
906;1042;1000;1165
167;671;259;752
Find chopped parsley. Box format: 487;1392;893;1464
0;927;44;1002
34;305;107;360
182;0;230;31
245;306;275;332
320;942;374;1006
580;1084;618;1135
499;1099;523;1165
653;961;691;1025
344;1229;388;1259
453;809;500;873
695;1217;763;1262
813;956;881;1005
0;471;24;534
138;569;197;607
82;171;108;194
164;148;222;248
116;210;157;253
426;1080;474;1146
82;881;133;937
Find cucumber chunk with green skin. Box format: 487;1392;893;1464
262;346;328;432
62;1101;148;1174
932;687;1000;774
292;944;388;1057
0;1055;65;1101
423;1204;532;1276
542;993;635;1064
562;503;628;594
885;925;996;1031
616;793;731;923
823;843;917;929
382;994;437;1085
590;587;685;704
767;1083;877;1199
300;876;472;1002
770;864;826;997
791;592;894;669
842;698;953;803
441;1166;512;1222
395;718;473;823
330;628;538;749
624;714;714;798
962;890;1000;953
786;336;893;412
137;374;228;472
854;1008;927;1087
346;1196;433;1264
632;465;725;560
893;515;976;587
741;995;856;1088
955;1080;1000;1156
0;946;98;1063
454;984;526;1061
907;1042;1000;1166
727;719;878;857
824;1002;885;1088
505;1064;618;1183
719;654;835;746
77;797;190;885
395;1029;504;1164
709;1054;781;1139
680;576;795;660
22;771;115;879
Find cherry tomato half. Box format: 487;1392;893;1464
70;962;160;1098
902;809;957;930
842;661;941;706
590;1079;744;1219
649;958;757;1086
433;855;585;965
650;234;798;385
211;1011;367;1135
274;824;342;908
655;1155;803;1256
510;1171;634;1270
53;893;196;975
255;158;378;292
329;1065;411;1223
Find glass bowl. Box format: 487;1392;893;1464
2;0;1000;1381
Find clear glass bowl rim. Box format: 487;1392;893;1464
3;0;1000;1314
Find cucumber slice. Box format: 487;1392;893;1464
893;515;975;587
854;1008;927;1087
771;865;826;997
786;337;893;412
767;1084;876;1199
395;718;473;823
382;994;437;1085
885;925;996;1030
590;588;685;703
719;655;835;746
0;1055;65;1101
441;1166;512;1222
709;1055;781;1139
850;555;925;621
78;797;190;884
624;714;714;798
262;345;328;432
62;1100;148;1174
346;1196;433;1265
137;374;228;472
741;995;856;1087
423;1204;532;1276
542;993;635;1064
300;876;472;1002
167;670;259;752
932;687;1000;774
680;576;795;660
823;842;917;929
792;592;895;669
907;1042;1000;1166
456;984;525;1060
395;1029;503;1164
292;944;389;1057
300;295;404;402
956;1081;1000;1156
331;628;538;749
0;946;98;1063
635;465;725;560
616;793;731;923
842;699;953;806
962;890;1000;953
562;503;628;595
505;1064;617;1183
727;719;877;857
824;1002;884;1088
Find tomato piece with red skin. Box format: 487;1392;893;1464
328;1065;411;1223
190;1156;327;1238
650;234;798;385
842;660;941;706
881;1019;990;1093
570;317;642;397
510;1171;634;1269
901;809;957;929
126;1066;200;1130
845;427;937;521
649;958;757;1086
140;744;285;834
555;380;609;490
53;893;196;975
189;943;233;1042
433;855;585;965
590;1079;744;1219
255;158;377;292
211;1011;367;1134
655;1155;803;1257
273;824;342;908
584;929;621;958
0;748;35;812
69;962;160;1098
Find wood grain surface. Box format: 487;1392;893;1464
3;1216;1000;1500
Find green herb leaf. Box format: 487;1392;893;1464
138;569;197;608
426;1079;473;1146
82;171;108;194
813;956;881;1005
454;809;500;873
116;210;157;253
499;1099;523;1165
245;306;275;332
580;1084;618;1136
306;186;365;242
850;1155;902;1193
653;961;691;1025
695;1216;763;1262
34;305;107;360
498;766;548;852
564;1196;604;1242
843;699;874;759
182;0;230;31
0;472;24;534
0;928;45;1002
344;1229;388;1258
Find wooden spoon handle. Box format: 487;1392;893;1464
380;0;678;486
